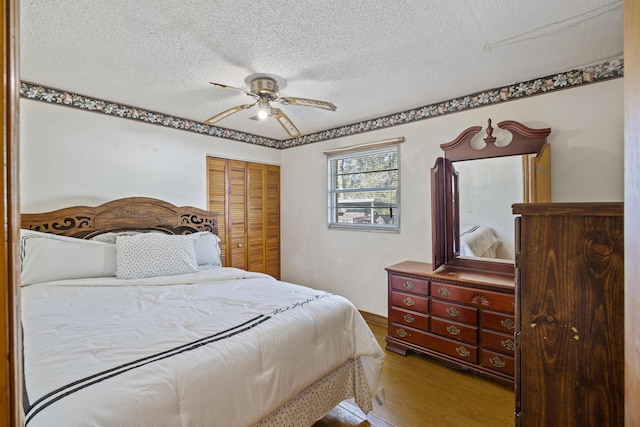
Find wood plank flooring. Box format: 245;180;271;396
314;322;514;427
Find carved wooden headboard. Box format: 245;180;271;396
21;197;218;239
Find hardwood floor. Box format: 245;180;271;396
314;322;514;427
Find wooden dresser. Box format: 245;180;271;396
513;203;624;426
385;261;516;387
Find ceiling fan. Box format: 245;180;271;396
204;75;337;138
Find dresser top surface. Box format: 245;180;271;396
512;202;623;216
386;260;515;289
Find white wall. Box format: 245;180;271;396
280;78;624;316
20;100;281;212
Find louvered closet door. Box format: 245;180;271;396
206;157;228;266
264;165;280;279
206;157;280;278
246;162;265;273
228;160;248;270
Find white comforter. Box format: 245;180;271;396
21;268;384;427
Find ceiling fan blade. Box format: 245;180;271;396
278;97;337;111
203;103;255;125
209;82;259;99
270;108;301;137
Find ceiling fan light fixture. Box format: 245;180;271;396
257;108;269;120
257;97;270;120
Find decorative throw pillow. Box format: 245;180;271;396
116;233;199;279
20;230;117;286
193;231;222;266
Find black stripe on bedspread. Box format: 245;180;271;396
21;324;31;415
460;225;480;236
24;314;270;425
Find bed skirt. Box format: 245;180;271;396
256;357;371;426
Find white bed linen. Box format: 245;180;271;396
21;267;384;427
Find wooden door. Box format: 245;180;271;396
206;157;229;266
227;160;248;270
625;0;640;424
0;0;20;424
264;165;280;279
247;162;265;273
515;204;624;427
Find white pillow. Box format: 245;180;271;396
20;230;117;286
116;233;199;279
193;231;222;266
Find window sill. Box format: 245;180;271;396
328;223;400;233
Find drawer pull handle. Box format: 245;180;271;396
501;319;515;330
403;281;415;290
403;314;415;323
437;287;452;297
396;328;408;338
455;346;470;357
446;325;461;336
489;356;506;368
501;339;516;351
446;307;461;317
403;297;415;307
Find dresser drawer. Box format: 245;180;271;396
389;323;430;348
480;349;514;376
431;281;514;313
431;317;477;344
430;334;478;363
431;299;478;325
483;310;516;333
390;307;428;331
390;274;429;295
390;291;429;313
481;329;515;355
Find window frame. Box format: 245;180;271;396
326;140;401;233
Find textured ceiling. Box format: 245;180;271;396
19;0;623;141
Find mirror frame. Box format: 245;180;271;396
431;119;551;275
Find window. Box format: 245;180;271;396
327;138;402;232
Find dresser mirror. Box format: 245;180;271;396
431;119;551;275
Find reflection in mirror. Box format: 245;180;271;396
455;156;524;261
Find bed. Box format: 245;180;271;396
459;225;502;258
20;197;384;427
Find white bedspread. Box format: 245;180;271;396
21;268;384;427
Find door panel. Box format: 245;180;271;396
228;160;247;270
206;157;228;265
247;162;265;273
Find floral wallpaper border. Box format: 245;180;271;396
20;57;623;150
